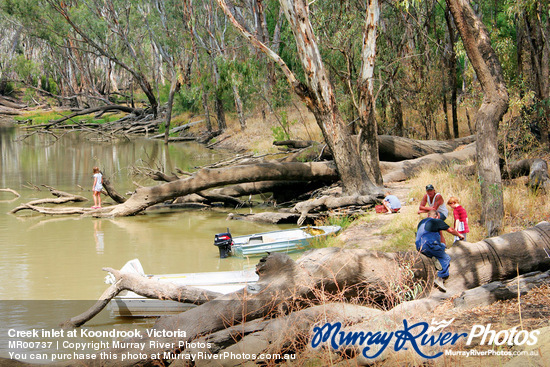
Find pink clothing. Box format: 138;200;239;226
452;205;469;234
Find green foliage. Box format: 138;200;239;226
174;86;201;114
271;111;292;141
271;74;292;108
324;215;354;230
270;126;288;142
1;82;15;96
14;55;39;85
13;111;123;125
40;76;58;95
499;92;540;160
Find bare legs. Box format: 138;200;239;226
93;191;102;208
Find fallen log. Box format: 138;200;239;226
380;143;476;182
0;107;21;115
100;161;339;217
8;161;339;217
62;267;222;329
150;120;203;139
47;105;140;127
180;303;384;365
273;139;318;149
452;270;550;309
0;95;27;109
292;194;381;225
378;134;475;161
504;158;550;192
227;212;320;224
277;135;475;162
196;191;244;207
9;194;88;214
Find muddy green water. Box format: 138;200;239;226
0;126;288;358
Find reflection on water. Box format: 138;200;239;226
94;221;104;254
0;125;290;357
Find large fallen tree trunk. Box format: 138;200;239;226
504;158;550;191
378;134;475;161
10;149;480;216
97;161;339;217
9;162;339;217
380;143;476;182
63;222;550;366
279;135;475;162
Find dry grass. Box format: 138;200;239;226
201;102;323;153
377;163;550;252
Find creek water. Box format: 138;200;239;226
0;125;289;359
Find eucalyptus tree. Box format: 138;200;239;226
446;0;509;236
218;0;383;194
511;0;550;146
46;0;160;115
139;0;195;142
0;16;23;95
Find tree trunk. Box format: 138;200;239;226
389;86;404;137
164;73;181;144
444;6;460;138
232;83;246;130
523;9;550;146
356;0;383;186
217;0;382;196
0;25;23;95
446;0;509;236
202;88;212;132
215;95;226;131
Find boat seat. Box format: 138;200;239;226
248;235;264;244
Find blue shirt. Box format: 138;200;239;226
384;195;401;210
415;217;449;250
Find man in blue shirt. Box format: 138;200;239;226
416;210;464;292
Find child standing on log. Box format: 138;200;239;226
447;196;469;242
92;167;103;209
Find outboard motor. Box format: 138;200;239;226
214;230;233;258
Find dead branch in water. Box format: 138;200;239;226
0;188;20;197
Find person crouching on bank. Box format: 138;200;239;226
415;210;465;292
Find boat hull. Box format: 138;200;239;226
107;261;258;317
231;225;341;257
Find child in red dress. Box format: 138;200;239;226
447;197;469;242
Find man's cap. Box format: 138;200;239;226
425;184;435;191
